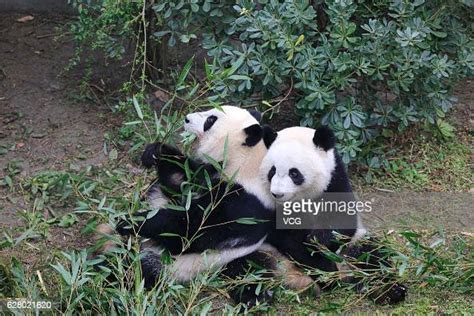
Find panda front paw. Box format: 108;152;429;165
371;282;407;305
159;143;183;157
141;142;164;168
142;142;185;167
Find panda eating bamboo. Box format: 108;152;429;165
99;106;406;306
113;106;309;305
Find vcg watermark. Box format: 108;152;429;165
276;193;372;229
276;192;474;231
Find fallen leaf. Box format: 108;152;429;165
4;175;13;188
109;148;118;160
69;163;81;172
17;15;34;23
154;89;170;102
16;142;25;149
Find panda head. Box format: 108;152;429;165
184;106;263;163
260;126;337;202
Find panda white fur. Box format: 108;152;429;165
115;106;311;305
183;106;274;210
260;126;407;304
261;126;366;239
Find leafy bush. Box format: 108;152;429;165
154;0;473;163
68;0;140;63
69;0;473;164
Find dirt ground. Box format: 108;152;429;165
452;81;474;139
0;13;127;252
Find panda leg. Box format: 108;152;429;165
90;224;164;291
221;251;275;307
140;243;164;290
341;239;407;305
257;244;319;295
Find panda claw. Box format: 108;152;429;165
244;290;273;308
232;285;273;308
141;142;163;168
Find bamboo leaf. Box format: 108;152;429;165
132;96;143;120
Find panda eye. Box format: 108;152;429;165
267;166;276;182
289;168;304;185
203;115;218;132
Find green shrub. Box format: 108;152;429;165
69;0;473;164
68;0;140;62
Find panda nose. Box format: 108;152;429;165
184;116;190;123
272;192;284;199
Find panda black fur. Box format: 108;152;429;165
117;142;271;256
261;126;407;304
116;106;308;305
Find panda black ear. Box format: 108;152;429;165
243;124;263;147
141;142;161;168
262;125;277;148
247;109;262;122
313;126;336;151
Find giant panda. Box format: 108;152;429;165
260;126;407;304
114;106;312;305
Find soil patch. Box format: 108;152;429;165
0;13;122;241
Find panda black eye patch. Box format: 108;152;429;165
289;168;304;185
203;115;218;132
267;166;276;182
